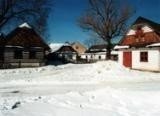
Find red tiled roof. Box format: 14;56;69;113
120;17;160;47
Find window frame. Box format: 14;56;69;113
140;52;148;62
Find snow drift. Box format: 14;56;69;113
0;61;160;116
0;61;159;84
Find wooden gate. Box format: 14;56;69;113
123;52;132;68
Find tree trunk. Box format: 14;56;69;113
106;38;112;60
106;46;111;60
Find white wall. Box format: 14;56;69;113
80;53;106;60
118;51;123;65
94;54;106;60
132;49;160;71
118;48;160;71
159;49;160;70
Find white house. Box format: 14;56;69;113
115;17;160;71
81;44;118;62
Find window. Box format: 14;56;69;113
111;55;118;61
141;37;145;42
14;50;23;59
86;55;88;59
140;52;148;62
29;51;36;59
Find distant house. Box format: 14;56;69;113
71;42;87;55
81;44;118;62
0;23;50;68
115;17;160;71
48;43;78;63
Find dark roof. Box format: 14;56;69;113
89;44;107;50
0;34;6;46
3;26;50;50
56;45;77;53
132;17;160;31
86;44;116;53
86;44;107;53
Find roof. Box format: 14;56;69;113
19;22;32;28
71;41;87;54
86;44;116;53
71;41;86;47
4;25;50;50
132;17;160;31
147;42;160;47
89;44;107;50
86;44;107;53
55;45;77;53
120;17;160;47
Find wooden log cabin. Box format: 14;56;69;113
0;23;50;68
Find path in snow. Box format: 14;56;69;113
1;81;160;97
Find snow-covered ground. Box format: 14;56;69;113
0;61;160;116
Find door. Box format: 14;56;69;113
123;51;132;68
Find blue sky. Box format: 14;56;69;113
48;0;160;43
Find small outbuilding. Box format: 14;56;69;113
81;44;118;62
48;43;78;63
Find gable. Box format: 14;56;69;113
72;42;86;49
120;17;160;47
127;29;135;36
127;25;154;36
5;27;50;50
143;26;153;33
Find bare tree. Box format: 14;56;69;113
79;0;134;59
84;33;106;48
0;0;53;37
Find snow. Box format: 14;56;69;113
147;43;160;47
127;29;135;35
5;45;24;48
0;61;160;116
111;50;118;55
49;43;64;52
114;45;129;49
126;26;153;36
19;22;31;28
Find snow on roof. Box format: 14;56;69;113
49;43;64;52
114;45;129;49
19;22;31;28
146;43;160;47
111;50;118;55
5;45;24;48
